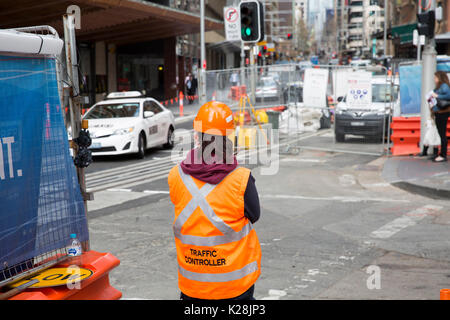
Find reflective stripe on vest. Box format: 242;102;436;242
173;166;256;282
178;261;258;283
173;166;253;247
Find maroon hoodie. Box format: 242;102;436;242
180;148;238;185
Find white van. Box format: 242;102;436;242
334;76;399;142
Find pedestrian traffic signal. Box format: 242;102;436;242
240;1;264;42
287;33;292;40
417;10;435;38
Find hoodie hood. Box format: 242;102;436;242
180;148;238;185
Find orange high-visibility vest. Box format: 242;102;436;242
168;165;261;300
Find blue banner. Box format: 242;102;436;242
0;55;88;274
399;64;422;115
399;61;450;115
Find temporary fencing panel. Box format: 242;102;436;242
0;47;88;284
205;64;394;156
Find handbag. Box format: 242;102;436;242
423;119;441;146
436;98;450;110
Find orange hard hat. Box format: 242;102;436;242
193;101;235;136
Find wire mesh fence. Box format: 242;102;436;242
204;63;397;157
0;27;88;288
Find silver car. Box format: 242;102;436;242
255;76;282;102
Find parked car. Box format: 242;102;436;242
255;76;283;102
334;76;399;142
350;59;371;69
82;91;175;158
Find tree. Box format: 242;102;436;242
296;18;311;56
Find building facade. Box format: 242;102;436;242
0;0;228;106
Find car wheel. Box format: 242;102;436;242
163;126;174;149
335;132;345;142
136;133;146;159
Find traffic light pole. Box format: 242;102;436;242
250;44;256;105
419;1;437;152
199;0;206;106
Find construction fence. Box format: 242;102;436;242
203;63;397;156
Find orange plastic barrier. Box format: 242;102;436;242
441;289;450;300
9;251;121;300
259;106;287;113
390;117;422;156
230;85;247;101
390;116;450;156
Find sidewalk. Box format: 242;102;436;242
382;156;450;200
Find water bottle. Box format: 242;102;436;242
67;233;82;266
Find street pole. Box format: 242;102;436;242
250;44;256;105
383;0;387;56
419;1;437;152
241;42;245;89
63;13;90;252
418;3;422;61
200;0;206;106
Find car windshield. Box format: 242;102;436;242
84;103;140;119
257;78;277;88
372;84;399;103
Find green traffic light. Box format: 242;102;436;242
245;27;252;36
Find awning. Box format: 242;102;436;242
391;23;417;45
0;0;223;45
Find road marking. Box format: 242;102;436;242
339;174;356;187
143;190;170;195
106;188;132;192
361;182;391;188
370;205;443;239
87;190;151;212
260;194;410;203
281;158;326;163
261;289;287;300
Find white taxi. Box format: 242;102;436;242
83;91;175;158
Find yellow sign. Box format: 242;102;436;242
9;267;93;288
257;40;267;46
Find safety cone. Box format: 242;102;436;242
179;91;184;117
441;289;450;300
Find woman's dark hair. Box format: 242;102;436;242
434;71;450;90
196;132;234;164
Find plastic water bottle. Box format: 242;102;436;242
67;233;82;266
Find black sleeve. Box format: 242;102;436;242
244;173;260;224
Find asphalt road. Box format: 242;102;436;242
83;120;450;300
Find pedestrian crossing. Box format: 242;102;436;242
86;154;184;192
85;129;309;194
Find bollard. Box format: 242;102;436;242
441;289;450;300
179;91;184;117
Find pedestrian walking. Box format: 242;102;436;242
168;101;262;300
230;72;239;87
185;73;194;104
430;71;450;162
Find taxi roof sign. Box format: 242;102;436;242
106;91;144;99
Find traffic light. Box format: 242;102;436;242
287;33;292;40
240;1;264;42
417;10;435;38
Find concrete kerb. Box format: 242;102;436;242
381;156;450;201
174;114;196;125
